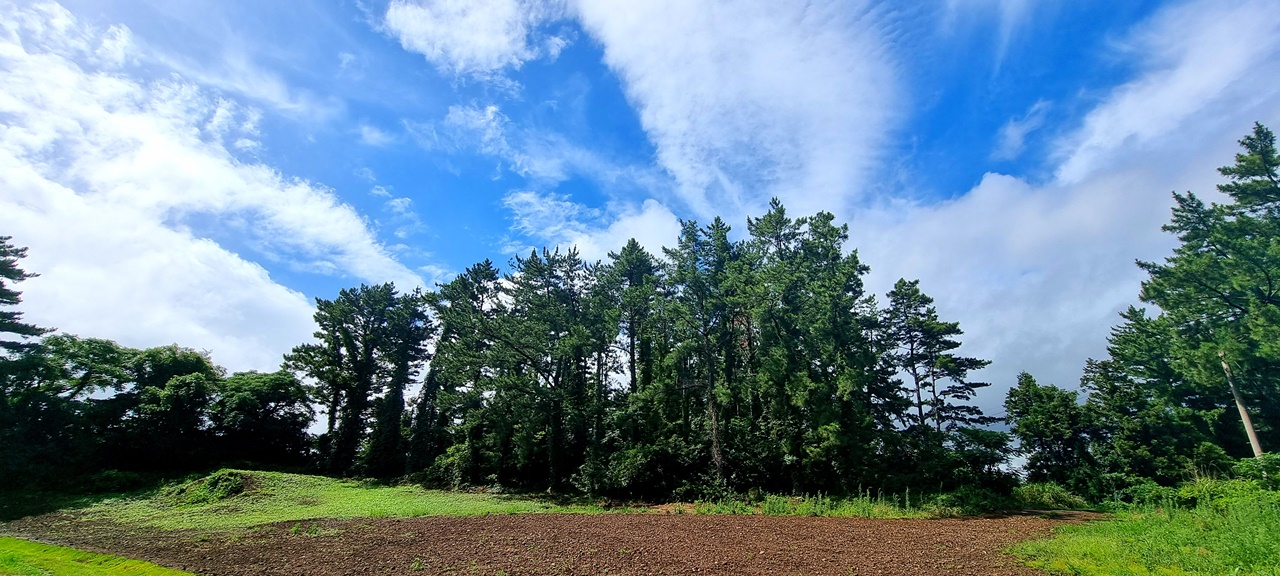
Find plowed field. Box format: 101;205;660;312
3;512;1097;575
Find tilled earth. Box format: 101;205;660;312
2;511;1097;575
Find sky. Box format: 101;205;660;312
3;0;1280;416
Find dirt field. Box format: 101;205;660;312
3;512;1096;575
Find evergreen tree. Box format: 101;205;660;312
1004;372;1095;491
0;236;51;352
883;279;993;433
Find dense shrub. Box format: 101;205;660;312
1013;482;1088;510
928;485;1018;515
1233;453;1280;490
167;469;254;504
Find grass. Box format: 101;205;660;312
78;469;594;531
688;492;933;518
1013;481;1280;575
27;468;1093;535
0;537;192;575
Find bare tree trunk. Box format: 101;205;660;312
1221;351;1264;457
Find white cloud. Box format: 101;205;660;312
0;2;425;370
338;51;356;71
149;45;344;125
359;123;395;146
502;191;679;262
992;100;1049;160
384;0;567;80
943;0;1035;68
410;103;671;198
852;0;1280;411
386;196;414;215
1054;0;1280;184
572;0;898;222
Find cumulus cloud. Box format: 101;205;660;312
383;0;568;80
572;0;898;221
0;2;424;370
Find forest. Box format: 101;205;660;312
1;124;1278;504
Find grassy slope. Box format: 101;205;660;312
1013;496;1280;575
79;470;590;531
0;537;192;576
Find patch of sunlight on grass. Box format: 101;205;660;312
0;537;192;575
79;470;585;531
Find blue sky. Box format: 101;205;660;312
3;0;1279;413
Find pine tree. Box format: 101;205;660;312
0;236;51;352
883;279;993;434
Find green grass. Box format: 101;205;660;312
684;492;932;518
0;537;192;575
1013;485;1280;575
78;469;593;531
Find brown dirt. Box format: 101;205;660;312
2;511;1101;575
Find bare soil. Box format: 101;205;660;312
2;511;1100;575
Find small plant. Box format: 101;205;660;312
410;557;424;571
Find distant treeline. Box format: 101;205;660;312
2;124;1277;501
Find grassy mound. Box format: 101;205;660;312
0;537;192;575
81;469;580;530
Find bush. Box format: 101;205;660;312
1013;482;1088;510
167;469;253;504
928;486;1017;516
1234;453;1280;490
1121;479;1178;506
1176;477;1277;509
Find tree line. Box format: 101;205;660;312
278;206;1003;498
1006;123;1280;499
2;124;1276;501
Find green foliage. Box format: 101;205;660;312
1013;483;1089;510
1234;453;1280;490
0;537;193;576
1005;372;1095;492
166;469;253;504
925;485;1018;516
284;283;434;477
1015;479;1280;575
0;236;52;353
